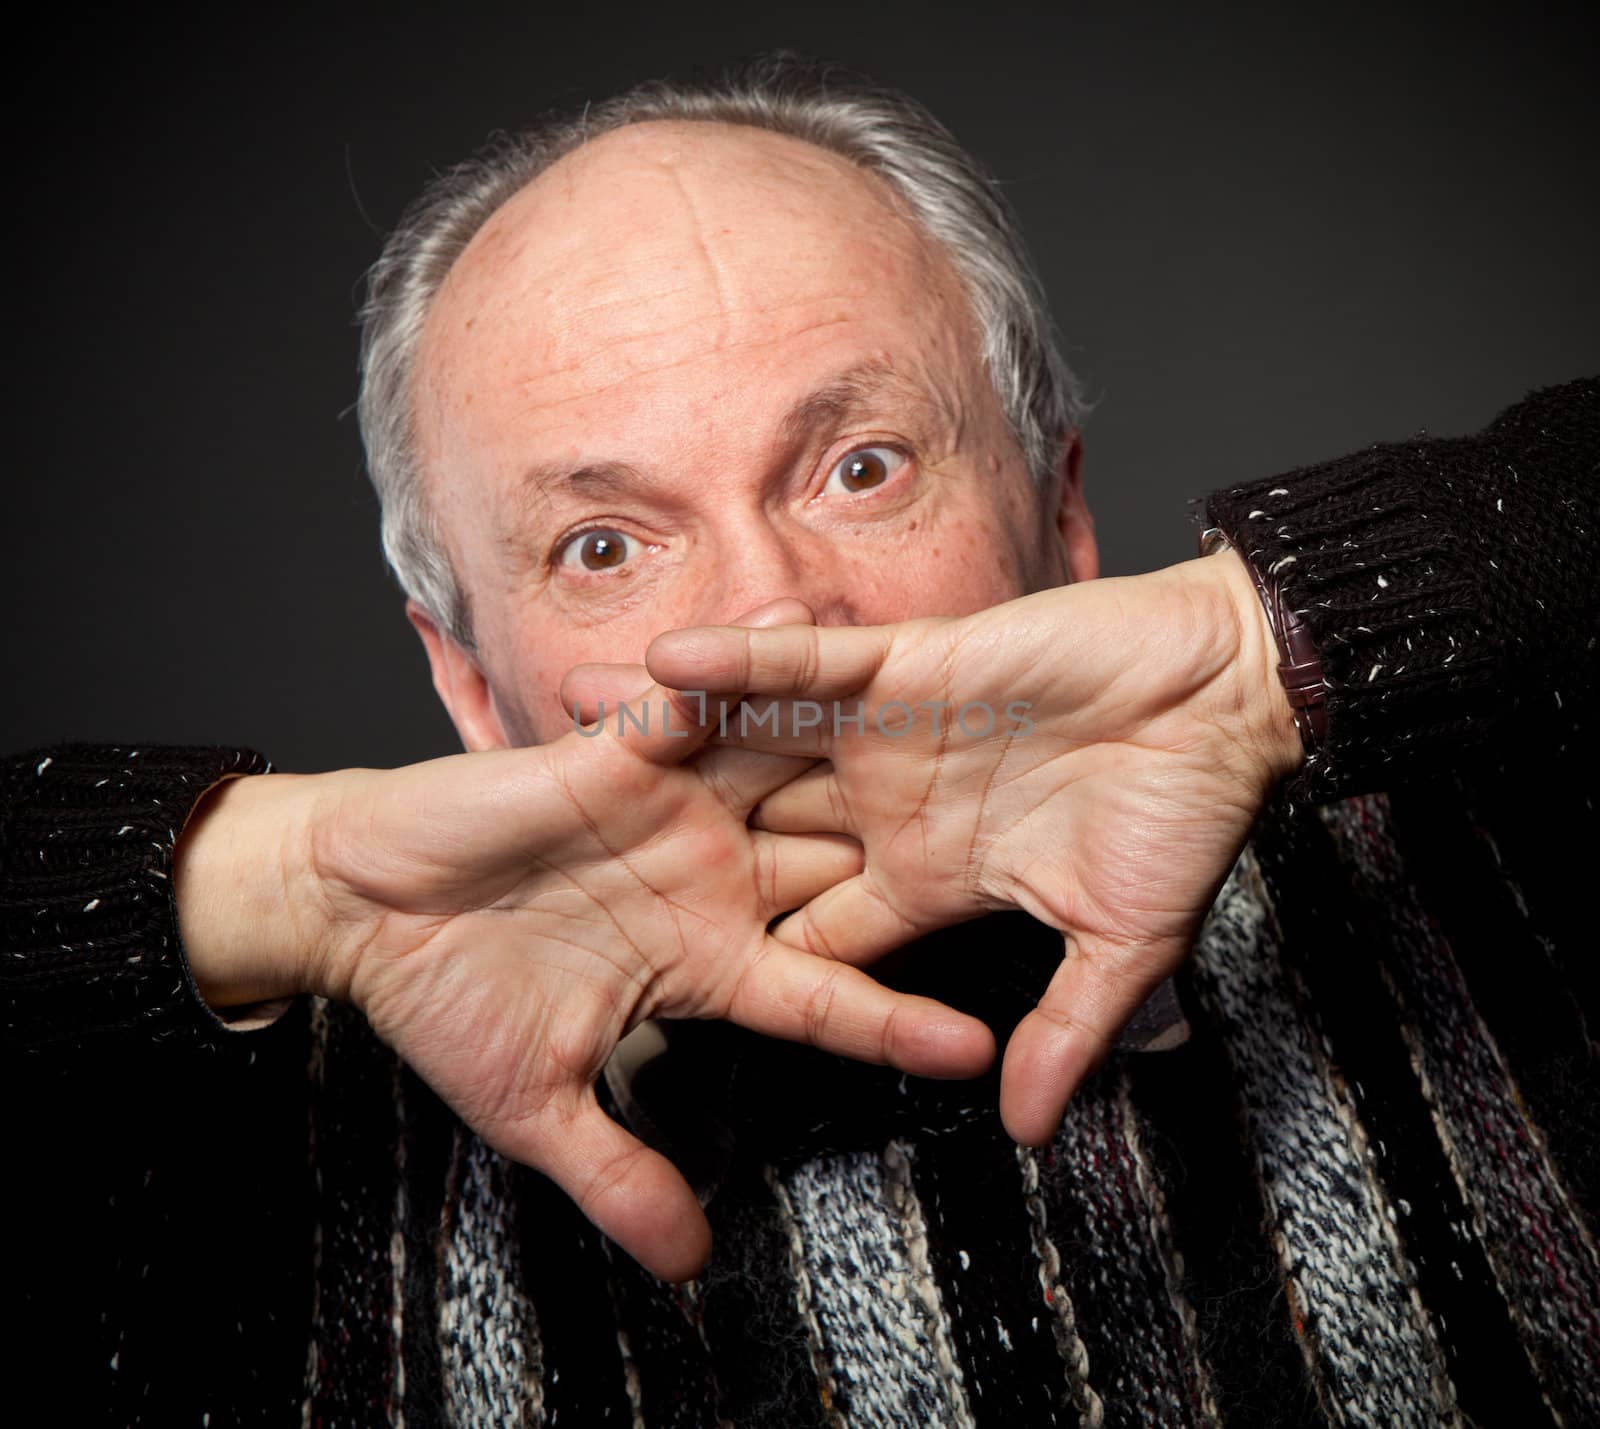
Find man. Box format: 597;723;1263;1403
8;56;1596;1427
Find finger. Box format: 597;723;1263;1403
695;746;818;817
749;764;847;834
595;675;723;766
560;663;655;725
647;621;896;699
601;602;823;766
702;689;957;755
497;1085;712;1282
749;829;863;918
769;872;925;966
561;600;817;724
699;697;839;756
732;596;817;627
999;930;1179;1145
729;937;995;1079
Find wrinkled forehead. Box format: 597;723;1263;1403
413;120;981;496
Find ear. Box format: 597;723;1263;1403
1047;428;1098;584
406;600;513;751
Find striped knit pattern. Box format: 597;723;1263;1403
597;1207;731;1428
1321;793;1600;1427
881;1140;973;1425
774;1144;975;1427
1184;847;1459;1427
12;755;1599;1428
438;1129;544;1427
1015;1144;1103;1426
1032;1072;1218;1427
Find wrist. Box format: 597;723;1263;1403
174;770;322;1010
1196;539;1309;787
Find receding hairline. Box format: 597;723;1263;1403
534;114;899;187
358;57;1085;651
413;112;984;495
429;114;949;327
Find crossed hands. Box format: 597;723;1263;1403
176;551;1301;1282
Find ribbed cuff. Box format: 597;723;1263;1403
1;743;285;1054
1189;379;1598;804
1193;440;1499;804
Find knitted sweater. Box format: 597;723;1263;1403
5;379;1596;1428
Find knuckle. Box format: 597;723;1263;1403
793;630;820;692
698;758;735;810
546;1019;605;1083
878;999;903;1063
1033;1001;1093;1037
806;914;842;963
1030;1000;1114;1071
737;629;759;686
577;1141;646;1222
751;836;779;907
764;841;783;908
803;963;844;1045
824;777;846;825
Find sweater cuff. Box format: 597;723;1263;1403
1190;380;1598;804
1192;440;1496;805
1;743;286;1054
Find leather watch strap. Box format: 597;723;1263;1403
1199;524;1329;755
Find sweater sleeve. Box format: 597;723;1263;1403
1193;378;1599;806
0;742;298;1054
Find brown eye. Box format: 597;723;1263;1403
824;446;905;496
560;528;635;572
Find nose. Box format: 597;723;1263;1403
693;509;864;627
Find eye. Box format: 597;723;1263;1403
558;527;638;572
822;445;905;497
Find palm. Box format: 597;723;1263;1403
300;720;993;1281
333;744;768;1126
645;558;1292;1142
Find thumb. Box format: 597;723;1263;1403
998;929;1182;1145
497;1085;711;1282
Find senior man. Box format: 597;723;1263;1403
8;56;1597;1429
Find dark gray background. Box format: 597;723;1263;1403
8;3;1596;772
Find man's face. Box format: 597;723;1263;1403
411;120;1095;746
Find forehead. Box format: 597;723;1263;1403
414;120;980;509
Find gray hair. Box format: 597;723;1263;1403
357;53;1084;651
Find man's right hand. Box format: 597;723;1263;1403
641;560;1302;1149
173;667;994;1284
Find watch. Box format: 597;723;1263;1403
1199;524;1329;756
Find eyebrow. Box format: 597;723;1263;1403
510;357;957;521
776;356;933;446
525;459;648;502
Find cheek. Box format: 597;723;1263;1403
495;612;691;745
479;623;598;746
852;511;1032;622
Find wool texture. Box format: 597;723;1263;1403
5;379;1596;1427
